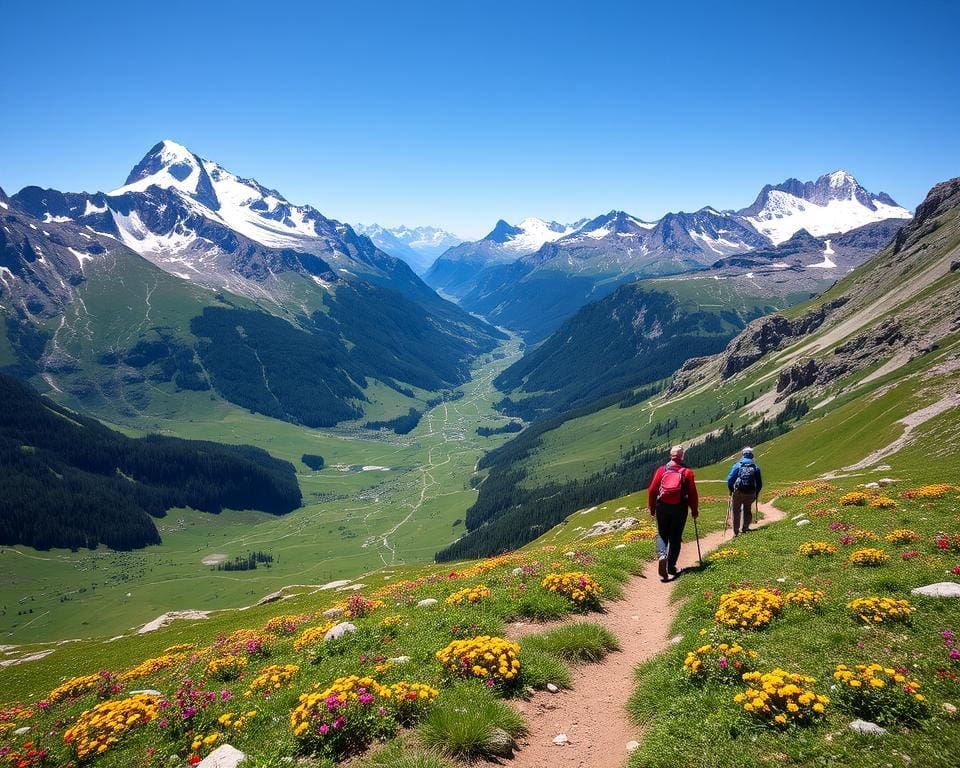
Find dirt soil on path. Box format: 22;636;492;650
507;501;785;768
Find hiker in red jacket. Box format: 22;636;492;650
647;445;699;582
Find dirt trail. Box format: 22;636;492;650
507;501;786;768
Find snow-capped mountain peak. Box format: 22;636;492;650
740;170;911;245
108;139;336;250
481;216;579;254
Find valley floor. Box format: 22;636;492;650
0;338;524;644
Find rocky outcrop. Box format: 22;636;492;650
721;297;848;379
775;319;908;400
894;177;960;254
666;297;848;395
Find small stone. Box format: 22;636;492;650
864;482;880;490
878;478;896;487
322;607;344;619
669;634;683;644
877;464;892;470
910;582;960;598
796;519;811;527
485;727;515;757
416;598;439;608
389;656;411;664
564;551;576;558
323;622;357;642
614;544;627;550
196;744;246;768
512;567;524;576
546;683;559;693
776;577;786;583
849;719;887;736
128;689;162;696
553;734;569;746
13;727;30;736
626;740;640;753
942;702;957;716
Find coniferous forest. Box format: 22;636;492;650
0;374;302;551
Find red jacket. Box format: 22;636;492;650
648;460;699;517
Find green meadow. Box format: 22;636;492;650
0;338;524;644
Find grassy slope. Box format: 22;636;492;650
0;338;524;643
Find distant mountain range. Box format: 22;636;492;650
1;141;503;427
353;223;461;274
423;170;911;341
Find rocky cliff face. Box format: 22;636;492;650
894;177;960;254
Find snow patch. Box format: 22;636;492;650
68;247;94;272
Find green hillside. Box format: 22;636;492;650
440;178;960;560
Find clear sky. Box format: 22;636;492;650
1;0;957;238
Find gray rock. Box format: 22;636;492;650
416;598;439;608
13;727;30;736
254;590;284;606
485;727;515;757
323;622;357;642
564;551;576;558
583;517;641;538
614;544;627;550
546;683;559;693
911;582;960;598
626;740;641;753
849;719;887;736
669;634;684;644
864;482;880;490
322;607;344;619
389;656;411;664
796;519;811;527
878;478;896;487
196;744;246;767
553;734;569;745
511;567;524;576
128;689;162;696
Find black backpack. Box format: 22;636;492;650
734;462;758;492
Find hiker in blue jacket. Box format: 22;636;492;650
727;447;762;536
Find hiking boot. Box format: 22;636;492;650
658;557;668;581
668;566;681;577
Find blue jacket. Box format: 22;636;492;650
727;459;762;494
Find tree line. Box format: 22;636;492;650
0;374;301;551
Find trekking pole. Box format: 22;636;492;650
723;496;731;540
693;515;702;565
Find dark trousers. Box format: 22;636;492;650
731;491;756;534
655;501;688;571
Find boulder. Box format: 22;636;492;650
254;590;284;606
323;622;357;642
197;744;246;767
583;517;640;538
849;719;887;736
485;727;516;757
911;582;960;598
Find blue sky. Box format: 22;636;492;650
1;0;957;238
